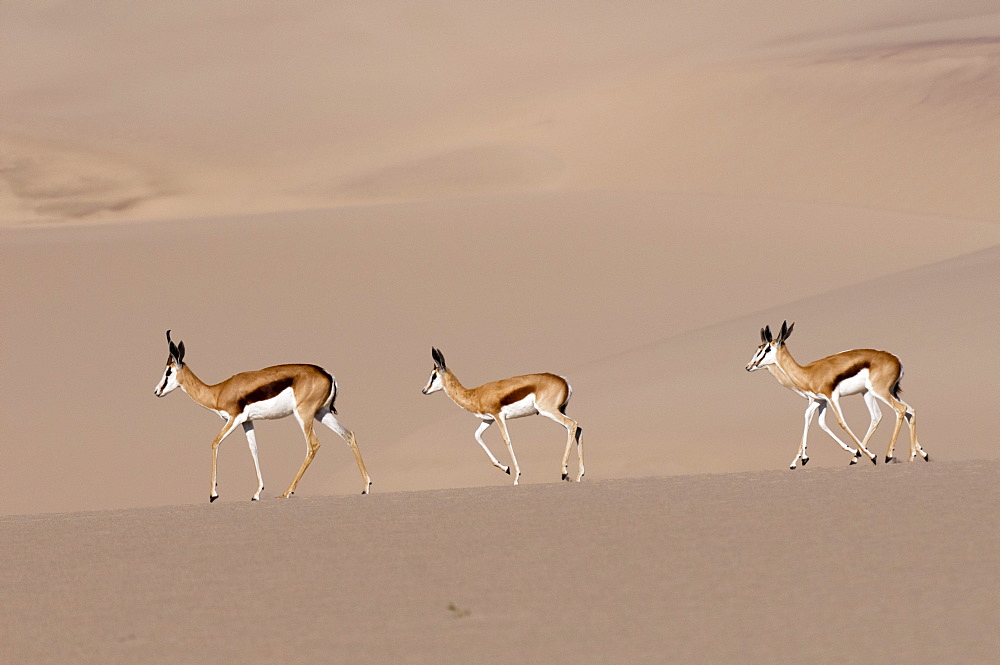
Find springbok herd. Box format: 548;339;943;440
155;323;927;502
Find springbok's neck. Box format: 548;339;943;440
178;366;220;410
774;345;810;392
441;371;478;412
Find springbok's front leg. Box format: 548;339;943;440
815;401;863;464
791;400;820;469
210;414;244;502
493;415;521;485
828;395;876;464
242;422;265;500
473;419;511;475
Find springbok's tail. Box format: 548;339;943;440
891;366;904;399
559;378;573;415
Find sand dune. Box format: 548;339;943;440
3;460;998;664
2;3;999;662
2;194;998;514
2;3;998;224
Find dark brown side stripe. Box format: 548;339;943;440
238;377;294;412
832;361;870;388
500;385;535;407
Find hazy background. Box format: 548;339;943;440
2;1;999;515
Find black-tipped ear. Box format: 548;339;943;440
763;325;773;343
177;341;185;364
783;321;795;342
760;327;767;344
169;341;179;361
431;347;446;370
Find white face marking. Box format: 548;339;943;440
746;343;778;372
154;362;181;396
422;369;443;394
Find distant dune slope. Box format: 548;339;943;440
1;2;998;225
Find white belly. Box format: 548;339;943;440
499;394;538;420
244;387;297;420
835;368;870;397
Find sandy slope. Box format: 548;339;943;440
3;3;1000;663
2;194;998;514
3;459;998;664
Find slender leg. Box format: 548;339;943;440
791;400;820;469
473;419;510;475
858;392;885;461
279;411;322;498
828;394;876;463
210;414;244;502
877;393;927;462
317;408;372;494
816;402;861;462
539;409;583;481
242;421;264;501
494;414;521;485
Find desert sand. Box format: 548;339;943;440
2;1;999;662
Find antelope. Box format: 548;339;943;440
154;331;372;501
746;321;928;469
421;347;584;484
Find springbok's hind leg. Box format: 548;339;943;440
539;409;583;481
317;408;372;494
280;411;322;499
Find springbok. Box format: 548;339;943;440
421;347;584;484
746;321;928;469
154;331;372;501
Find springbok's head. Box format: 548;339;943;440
422;347;447;395
746;320;794;372
154;330;186;397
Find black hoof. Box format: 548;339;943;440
210;495;218;503
885;456;893;464
800;457;809;467
849;458;858;466
562;473;568;480
923;454;930;462
251;497;258;502
505;467;511;475
870;456;877;465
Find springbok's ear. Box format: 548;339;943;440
177;341;186;364
763;325;773;343
760;327;767;344
169;340;179;361
783;321;795;342
431;347;446;370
